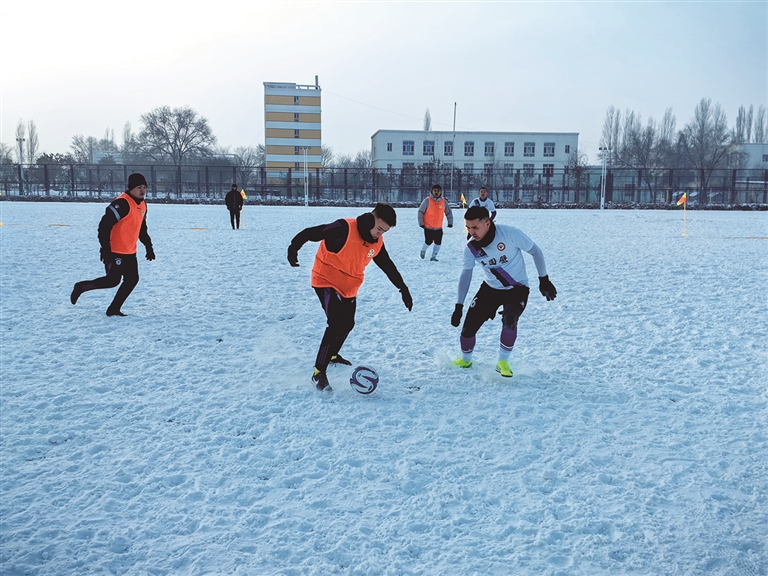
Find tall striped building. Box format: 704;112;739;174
264;79;322;178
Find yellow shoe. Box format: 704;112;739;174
453;358;472;368
495;360;513;378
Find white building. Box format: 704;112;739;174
737;143;768;169
370;129;578;177
264;79;322;178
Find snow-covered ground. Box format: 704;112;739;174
1;201;766;576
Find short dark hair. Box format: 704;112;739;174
479;186;488;191
231;184;238;188
464;206;489;221
431;184;442;191
372;203;397;226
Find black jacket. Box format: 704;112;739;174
225;189;243;211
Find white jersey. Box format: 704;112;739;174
469;197;496;216
462;224;542;289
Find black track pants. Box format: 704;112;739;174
314;287;356;373
77;253;139;312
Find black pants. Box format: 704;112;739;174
229;210;240;229
314;287;356;372
78;254;139;312
460;283;530;354
423;228;443;245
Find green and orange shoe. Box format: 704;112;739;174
495;360;513;378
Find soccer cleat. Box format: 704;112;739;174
70;282;84;305
106;308;127;317
330;353;352;366
495;360;513;378
312;370;332;392
453;358;472;368
420;250;426;259
430;256;439;262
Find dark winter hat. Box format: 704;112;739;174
127;173;147;190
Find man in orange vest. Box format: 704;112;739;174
417;184;453;261
70;173;155;316
288;203;412;392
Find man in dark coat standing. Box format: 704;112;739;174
225;184;244;229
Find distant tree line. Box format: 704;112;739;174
1;99;765;176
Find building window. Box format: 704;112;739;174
444;141;453;156
294;146;300;155
463;163;474;173
484;163;494;176
524;142;535;157
504;142;515;157
504;163;514;175
294;96;299;105
763;154;768;162
543;143;555;157
294;113;300;122
295;162;301;169
423;140;435;156
464;141;475;157
523;163;534;177
387;163;393;171
543;164;554;177
565;145;571;154
294;129;300;138
403;162;415;169
387;143;392;152
403;141;414;156
484;142;495;157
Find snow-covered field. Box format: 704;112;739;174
1;201;766;576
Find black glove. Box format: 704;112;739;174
419;224;425;229
451;303;463;327
400;287;413;311
287;246;299;267
448;223;453;228
100;247;111;263
146;246;156;261
539;275;557;301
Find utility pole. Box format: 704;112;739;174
300;147;311;207
599;146;610;210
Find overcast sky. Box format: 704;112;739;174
1;0;765;163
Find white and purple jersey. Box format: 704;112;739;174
462;224;546;289
469;197;497;219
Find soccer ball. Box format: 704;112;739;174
349;366;379;395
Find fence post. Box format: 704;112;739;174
344;168;349;202
44;164;50;196
315;168;321;200
70;164;76;196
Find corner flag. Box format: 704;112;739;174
240;189;247;200
460;193;466;208
676;193;687;205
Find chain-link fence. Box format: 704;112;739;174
1;163;766;206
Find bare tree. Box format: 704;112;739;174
70;134;96;163
321;145;334;168
353;150;371;168
754;105;766;143
26;120;39;164
423;108;432;131
745;104;754;143
233;145;265;190
0;142;14;164
734;106;748;144
678;98;733;199
15;120;25;163
567;149;590;203
600;106;621;166
137;106;216;165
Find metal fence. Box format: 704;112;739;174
2;163;767;206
